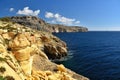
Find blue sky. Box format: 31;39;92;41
0;0;120;31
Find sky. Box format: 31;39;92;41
0;0;120;31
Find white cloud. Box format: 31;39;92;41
45;12;80;25
9;8;14;12
45;12;54;18
54;13;60;18
17;7;40;16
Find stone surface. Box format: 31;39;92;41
0;20;89;80
33;54;89;80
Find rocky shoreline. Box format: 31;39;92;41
0;16;88;33
0;19;89;80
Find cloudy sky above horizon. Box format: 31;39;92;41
0;0;120;31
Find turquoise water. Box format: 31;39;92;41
54;31;120;80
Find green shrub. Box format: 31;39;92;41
0;76;5;80
0;57;6;62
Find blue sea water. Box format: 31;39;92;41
54;31;120;80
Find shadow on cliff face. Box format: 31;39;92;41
44;43;67;59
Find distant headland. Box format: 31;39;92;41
0;16;88;33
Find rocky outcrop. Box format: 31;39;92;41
33;54;89;80
1;16;88;33
0;21;67;60
0;20;89;80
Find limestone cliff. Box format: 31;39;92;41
0;16;88;33
0;20;89;80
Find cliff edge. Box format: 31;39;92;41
0;16;88;33
0;20;89;80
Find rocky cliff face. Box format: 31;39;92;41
9;16;88;33
0;20;89;80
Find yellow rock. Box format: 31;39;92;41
48;75;58;80
57;64;66;72
0;62;23;80
62;73;75;80
9;33;30;49
24;32;36;44
12;47;31;61
0;21;88;80
38;50;48;59
40;36;51;42
32;75;40;80
20;58;32;76
2;33;10;40
45;71;53;76
0;44;7;53
0;35;4;44
48;73;61;80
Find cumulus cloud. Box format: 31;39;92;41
45;12;80;25
17;7;40;16
9;8;14;12
45;12;54;18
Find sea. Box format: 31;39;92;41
53;31;120;80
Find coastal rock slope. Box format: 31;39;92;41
1;16;88;33
0;20;89;80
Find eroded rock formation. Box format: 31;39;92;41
0;20;89;80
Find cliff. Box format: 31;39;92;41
0;20;89;80
0;16;88;33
